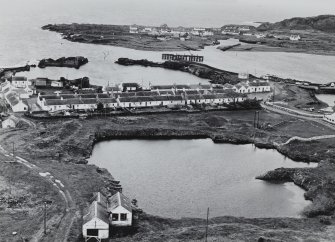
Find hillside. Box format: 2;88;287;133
258;15;335;33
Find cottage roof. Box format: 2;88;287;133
83;201;109;225
118;92;136;98
213;89;231;94
40;95;62;100
105;86;121;92
81;98;99;104
135;91;158;97
97;94;110;99
175;85;191;90
151;85;174;90
91;192;108;208
185;90;199;95
248;80;270;87
5;92;20;106
119;96;153;103
166;95;183;101
108;192;132;213
159;91;174;96
99;98;118;104
186;94;203;100
122;83;140;88
12;76;27;82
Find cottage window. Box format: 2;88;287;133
87;229;99;236
112;213;119;221
120;213;127;221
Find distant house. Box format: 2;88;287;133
255;33;266;39
108;192;132;226
324;113;335;124
103;85;122;94
1;116;19;128
51;81;63;88
34;78;48;87
5;92;28;112
82;201;109;241
129;26;139;34
0;80;11;92
11;76;28;88
202;31;214;37
247;80;271;93
290;35;301;41
122;83;140;92
235;83;249;93
238;73;249;80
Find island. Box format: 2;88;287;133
38;56;88;69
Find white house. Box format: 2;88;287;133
82;201;109;241
129;26;139;34
324;113;335;124
11;76;28;88
0;80;11;92
235;83;249;93
248;80;271;93
290;35;301;41
1;116;19;128
108;192;132;226
255;33;266;38
5;92;28;112
51;81;63;88
238;73;249;80
202;31;214;36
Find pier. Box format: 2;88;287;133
162;54;204;62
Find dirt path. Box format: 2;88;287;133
0;144;76;242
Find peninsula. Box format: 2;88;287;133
42;15;335;55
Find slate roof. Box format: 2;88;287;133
83;201;109;225
108;192;132;213
12;76;27;82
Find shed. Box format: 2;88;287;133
82;201;109;241
108;192;132;226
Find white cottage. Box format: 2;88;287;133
5;92;28;112
82;201;109;241
11;76;28;88
1;116;19;128
108;192;132;226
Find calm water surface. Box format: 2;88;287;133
316;94;335;107
0;0;335;84
88;139;317;218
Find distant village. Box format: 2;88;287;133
128;24;301;42
0;71;273;127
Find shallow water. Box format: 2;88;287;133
88;139;317;219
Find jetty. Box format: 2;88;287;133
162;53;204;62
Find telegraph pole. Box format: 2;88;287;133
44;201;47;234
257;111;260;129
205;207;209;242
12;142;15;162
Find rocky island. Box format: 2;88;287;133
38;56;88;69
